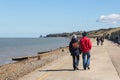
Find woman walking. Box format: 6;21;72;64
69;34;81;70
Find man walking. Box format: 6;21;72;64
96;36;100;46
100;36;104;46
79;32;92;70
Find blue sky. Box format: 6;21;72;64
0;0;120;37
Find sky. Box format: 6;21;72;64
0;0;120;37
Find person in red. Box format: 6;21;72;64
79;32;92;70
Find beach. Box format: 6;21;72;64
0;47;69;80
0;37;70;80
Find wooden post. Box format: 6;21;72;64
38;54;41;60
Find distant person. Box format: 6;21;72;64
116;37;118;43
96;36;100;46
79;32;92;70
100;36;104;46
69;34;81;70
115;37;120;45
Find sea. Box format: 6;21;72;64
0;37;70;66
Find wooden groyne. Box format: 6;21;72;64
12;47;67;61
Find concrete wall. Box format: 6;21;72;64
109;30;120;42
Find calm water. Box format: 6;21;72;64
0;37;70;65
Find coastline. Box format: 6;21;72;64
0;37;70;66
0;46;69;80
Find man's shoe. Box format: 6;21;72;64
76;67;79;70
87;67;90;70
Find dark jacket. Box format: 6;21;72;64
69;38;81;56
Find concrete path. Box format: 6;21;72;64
19;39;120;80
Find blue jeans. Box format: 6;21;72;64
82;52;90;69
72;55;79;69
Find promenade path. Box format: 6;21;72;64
19;39;120;80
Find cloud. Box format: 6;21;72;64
97;14;120;24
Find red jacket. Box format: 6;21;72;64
79;36;92;53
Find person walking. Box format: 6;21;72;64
100;36;104;46
79;32;92;70
69;34;81;70
96;36;100;46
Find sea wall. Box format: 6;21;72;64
109;30;120;43
0;47;69;80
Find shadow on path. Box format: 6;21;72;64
39;69;84;72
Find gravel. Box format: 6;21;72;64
0;47;69;80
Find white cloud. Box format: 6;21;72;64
97;14;120;24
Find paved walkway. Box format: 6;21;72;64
19;39;120;80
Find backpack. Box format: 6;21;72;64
72;42;79;49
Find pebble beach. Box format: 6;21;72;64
0;47;69;80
